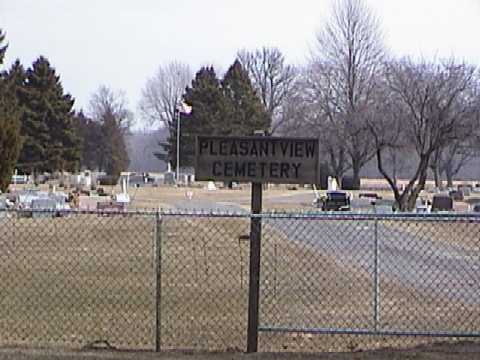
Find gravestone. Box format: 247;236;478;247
458;185;471;196
164;172;175;185
432;195;453;212
31;198;57;218
449;190;464;201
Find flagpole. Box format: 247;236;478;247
176;108;180;185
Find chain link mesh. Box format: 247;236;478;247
259;214;480;352
0;210;479;353
159;214;250;351
0;210;156;349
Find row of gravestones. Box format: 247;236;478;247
318;163;360;190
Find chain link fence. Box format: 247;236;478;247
0;210;157;349
259;213;480;351
0;209;479;353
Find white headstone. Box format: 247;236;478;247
328;177;338;191
84;172;92;188
121;178;127;194
116;192;130;203
207;181;217;191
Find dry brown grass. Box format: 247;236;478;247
1;213;478;353
0;214;156;349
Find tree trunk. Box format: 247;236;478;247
389;154;430;212
433;165;442;189
351;160;361;190
445;163;454;188
376;147;402;211
396;193;409;212
334;174;343;189
405;155;430;211
328;146;346;190
391;151;397;188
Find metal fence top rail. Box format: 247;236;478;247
3;208;480;222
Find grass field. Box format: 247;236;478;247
0;214;156;349
1;211;479;353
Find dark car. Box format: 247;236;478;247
320;191;351;211
359;192;382;200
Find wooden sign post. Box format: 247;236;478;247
248;181;262;353
195;135;319;353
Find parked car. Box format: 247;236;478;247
359;192;382;200
319;191;351;211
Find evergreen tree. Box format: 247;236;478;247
0;31;23;192
165;62;270;169
0;30;6;60
167;66;227;168
73;110;103;170
4;59;27;98
221;60;270;135
17;56;80;174
100;110;129;178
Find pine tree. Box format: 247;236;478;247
167;66;227;168
0;83;22;192
100;110;129;178
17;56;80;174
165;62;270;169
4;59;27;98
0;30;6;61
73;110;103;170
0;31;23;192
221;60;270;135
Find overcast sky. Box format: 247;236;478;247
2;0;480;124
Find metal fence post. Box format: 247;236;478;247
154;211;162;352
247;183;263;353
373;216;380;332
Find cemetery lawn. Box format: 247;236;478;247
1;214;477;353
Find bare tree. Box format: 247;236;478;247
430;137;479;189
89;85;133;177
237;47;297;134
90;85;131;123
304;61;351;183
369;58;478;211
430;81;480;188
310;0;385;188
138;61;192;129
270;66;309;136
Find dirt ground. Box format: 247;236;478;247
1;341;480;360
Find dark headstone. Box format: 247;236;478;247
449;190;464;201
317;162;331;190
432;195;453;212
164;172;175;185
458;185;471;196
341;176;359;190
